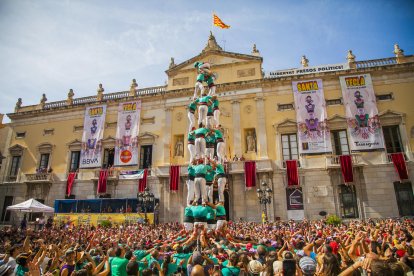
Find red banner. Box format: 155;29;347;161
169;166;180;191
339;155;354;183
244;161;256;189
66;172;77;196
97;169;108;194
391;153;408;181
286;160;299;186
138;169;148;192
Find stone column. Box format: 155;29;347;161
163;107;173;165
255;97;268;159
231;100;242;157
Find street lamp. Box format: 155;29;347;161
137;187;155;224
256;180;272;222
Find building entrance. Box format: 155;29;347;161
394;182;414;216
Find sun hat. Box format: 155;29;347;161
248;260;263;274
299;256;316;275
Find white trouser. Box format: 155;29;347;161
188;143;196;162
205;147;215;160
198;105;208;127
208;85;216;96
216;142;226;164
194;177;207;203
194;82;204;99
186;179;195;205
195;137;206;159
217;177;227;203
188;111;196;132
206;184;213;203
184;222;193;232
216;220;227;230
213;109;220;127
206;115;213;128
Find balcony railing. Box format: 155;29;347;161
24;173;53;183
326;154;361;166
282;160;301;168
5;175;18;182
386;153;408;163
93;169;119;179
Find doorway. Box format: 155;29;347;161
394;182;414;216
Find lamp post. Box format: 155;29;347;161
256;180;272;223
137;187;155;224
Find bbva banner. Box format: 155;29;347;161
340;74;384;151
114;101;142;166
80;105;107;168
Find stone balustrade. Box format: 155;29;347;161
24;172;53;182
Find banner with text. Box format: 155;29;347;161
267;63;349;78
80;105;107;168
340;74;384;151
292;79;332;154
115;101;142;166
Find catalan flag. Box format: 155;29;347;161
213;14;230;29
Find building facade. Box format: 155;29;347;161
1;34;414;224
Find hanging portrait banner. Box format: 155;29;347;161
292;79;332;154
80;105;107;168
114;101;142;166
340;74;384;151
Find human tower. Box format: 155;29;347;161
183;61;227;231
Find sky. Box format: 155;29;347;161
0;0;413;122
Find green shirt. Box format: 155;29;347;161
194;128;209;136
192;205;208;219
209;255;219;265
184;206;193;217
133;250;148;260
194;164;207;176
221;266;240;276
188;132;195;142
174;253;192;268
215;164;225;175
206;206;216;221
216;205;226;217
206;165;215;182
162;262;178;276
205;133;216;144
214;129;224;140
199;95;212;104
15;266;29;276
110;257;128;276
212;99;219;109
188;99;199;111
207;104;213;114
188;165;195;177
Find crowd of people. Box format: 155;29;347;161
1;217;413;276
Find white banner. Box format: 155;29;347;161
267;63;349;78
340;74;385;151
119;170;145;179
114;101;141;166
292;79;332;154
80;105;107;168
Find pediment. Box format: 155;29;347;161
379;109;405;126
167;51;262;75
9;144;25;155
102;136;116;148
138;132;159;145
67;139;82;151
379;109;405;119
37;142;54;153
327;114;347;123
273;119;297;133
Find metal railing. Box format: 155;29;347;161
328;154;361;165
386;153;408;163
93;169;119;179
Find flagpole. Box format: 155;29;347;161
211;11;214;34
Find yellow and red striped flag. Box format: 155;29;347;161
213;14;230;29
